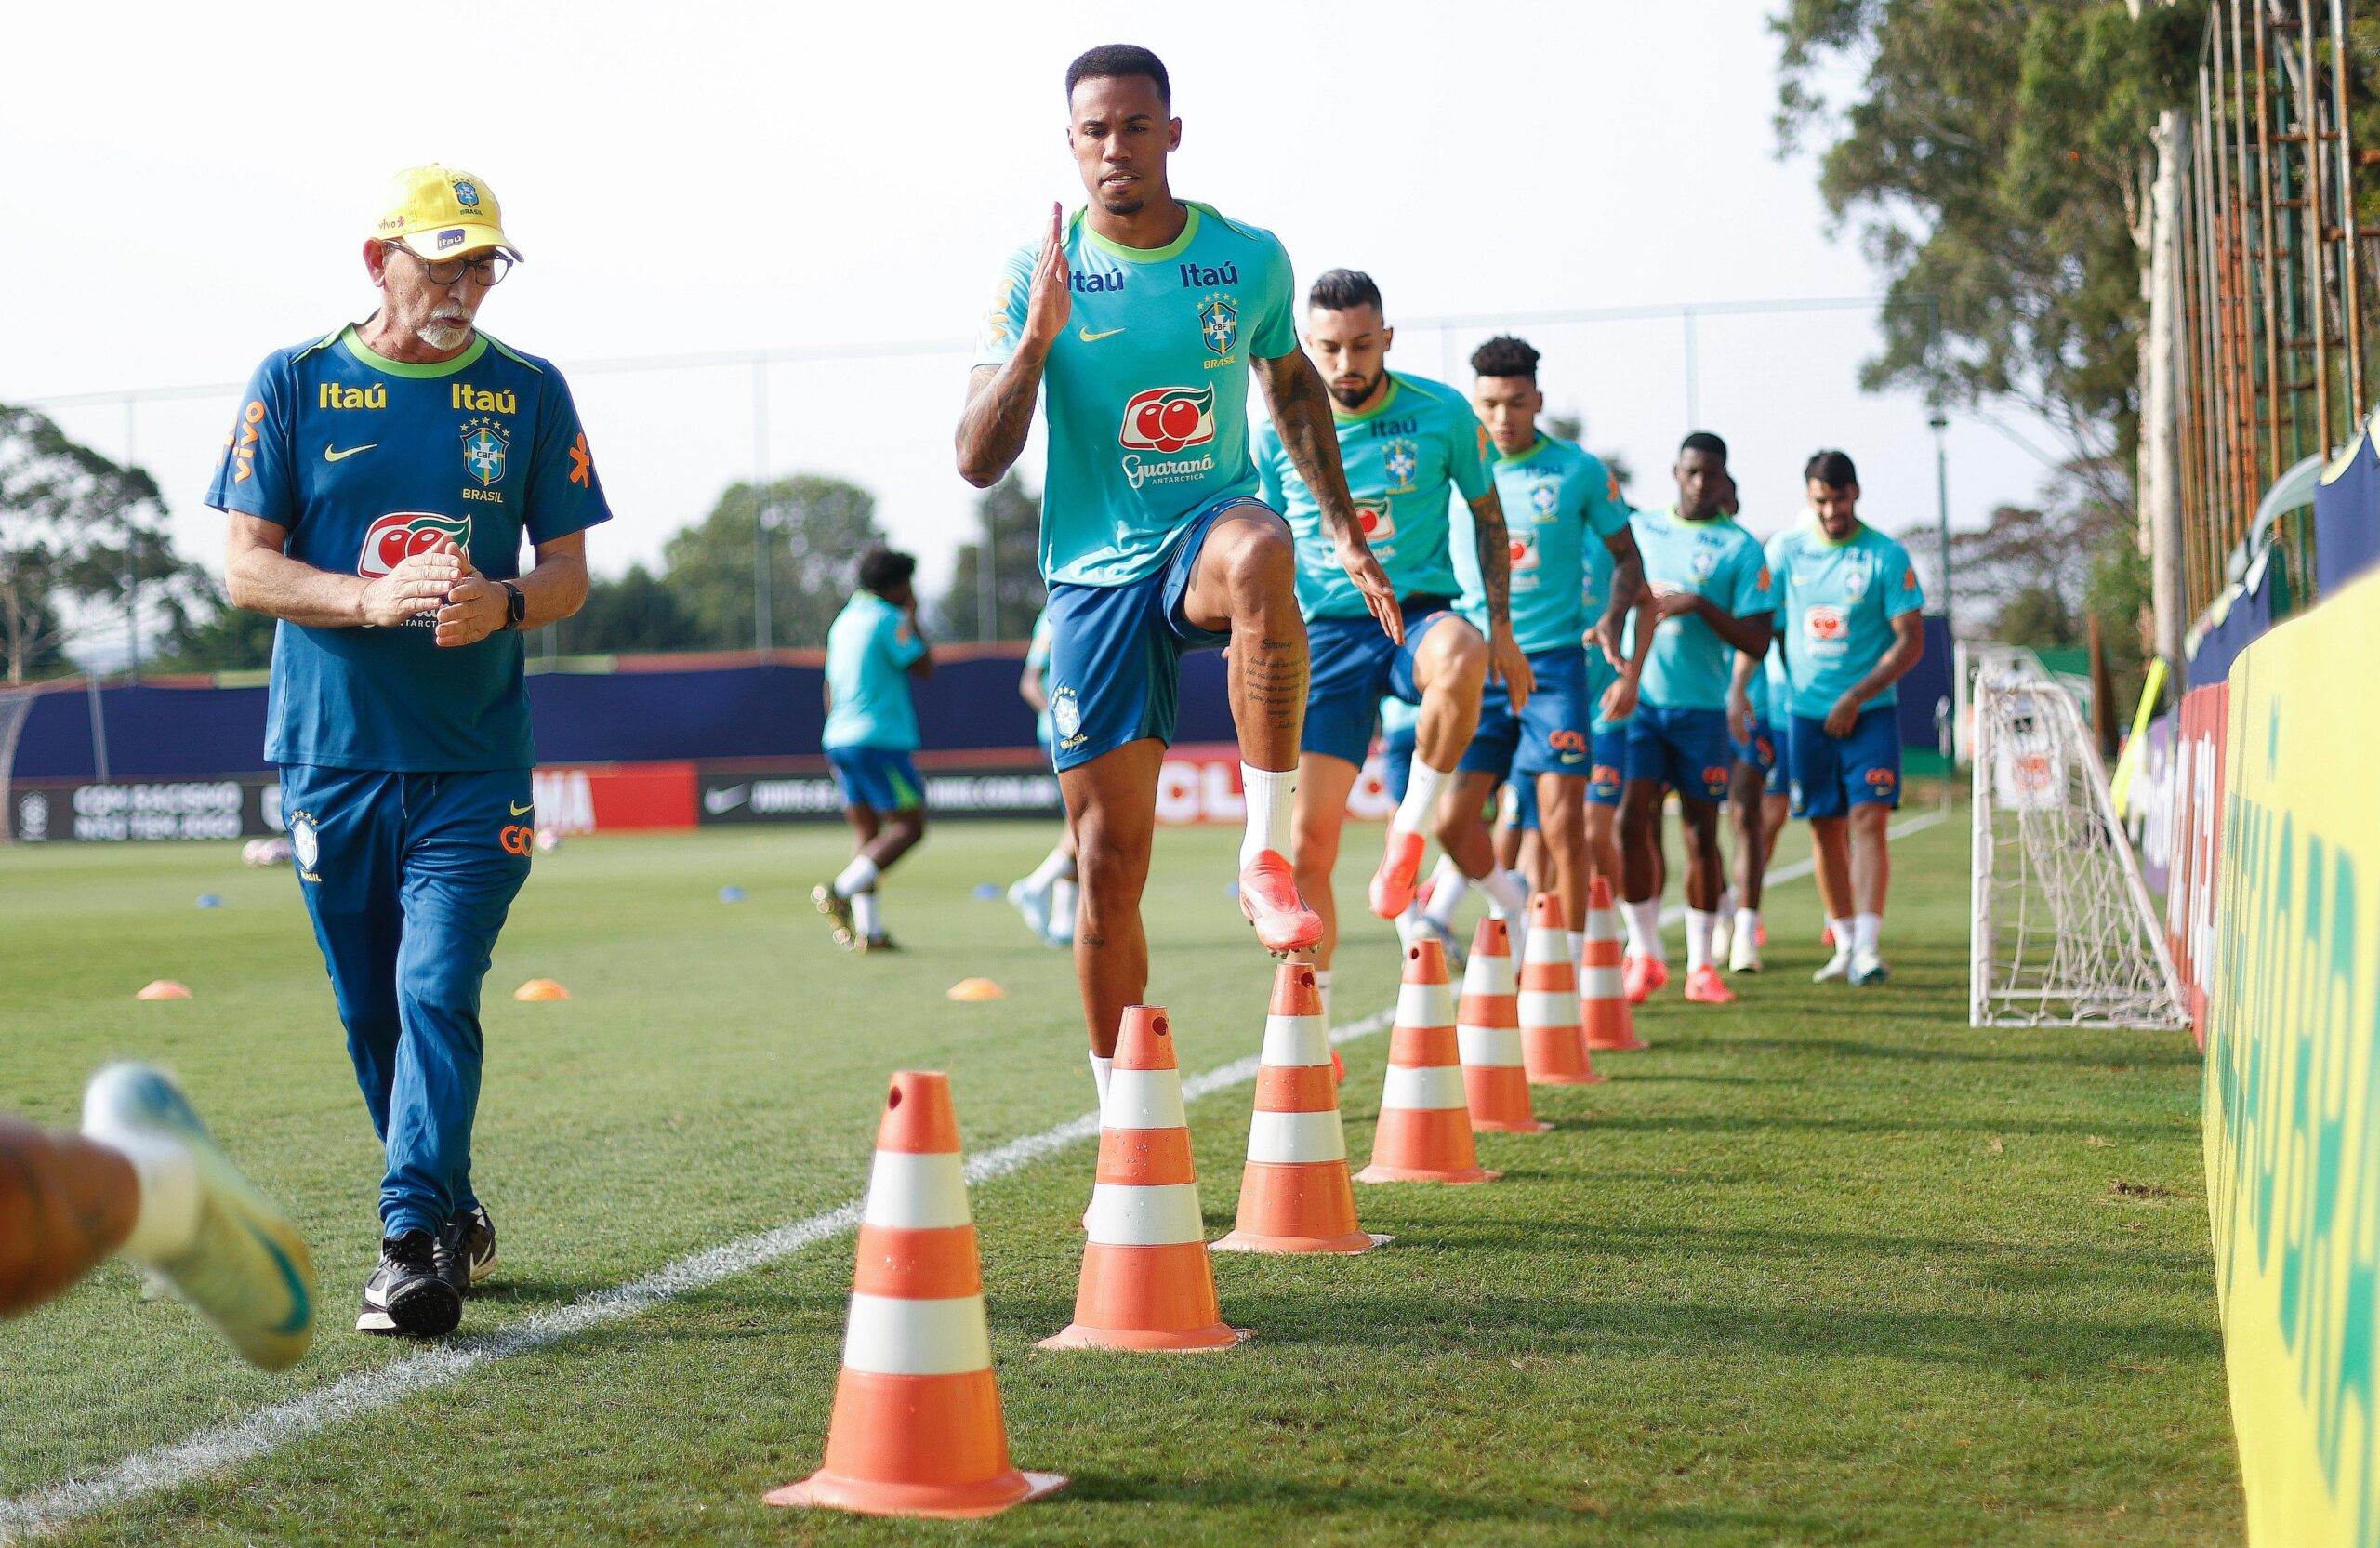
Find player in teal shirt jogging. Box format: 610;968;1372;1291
813;549;935;953
1431;337;1650;978
1767;451;1926;986
1619;433;1775;1008
957;45;1394;1111
212;165;607;1339
1253;270;1527;1016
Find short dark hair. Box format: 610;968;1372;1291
1469;335;1540;381
1307;269;1382;314
1680;430;1729;463
858;548;916;596
1805;449;1858;488
1065;45;1170;107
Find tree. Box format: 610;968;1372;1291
1773;1;2201;495
936;476;1046;640
549;563;704;655
0;404;206;683
660;475;883;649
150;580;277;673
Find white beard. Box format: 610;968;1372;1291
418;317;472;351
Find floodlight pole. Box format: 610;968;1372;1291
1931;411;1953;627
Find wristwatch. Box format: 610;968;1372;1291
499;580;525;631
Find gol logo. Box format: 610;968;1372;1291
1592;762;1621;786
1865;768;1897;788
1549;729;1588;754
498;825;536;856
1700;765;1731;787
360;512;473;578
1119;385;1215;453
1804;603;1847;642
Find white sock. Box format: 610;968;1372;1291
1626;899;1665;961
1422;858;1468;929
1568;931;1587;975
834;855;879;897
1827;917;1856;958
1394;759;1449;836
852;891;881;939
1854;912;1882;955
1027;844;1074;889
1718;887;1737;921
1050;878;1078;936
1315;968;1333;1026
1686;908;1716;972
1089;1052;1114;1111
1479;867;1529;921
1240;764;1294;867
1735;908;1760;949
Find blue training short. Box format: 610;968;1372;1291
1461;644;1591;782
1626;703;1733;804
1734;718;1788;798
1302;603;1463;766
1041;497;1248;771
1789;705;1902;819
826;745;923;813
1381;719;1418;804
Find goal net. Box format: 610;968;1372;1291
1968;651;2188;1030
0;686;38;844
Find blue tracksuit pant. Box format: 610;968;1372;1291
280;765;534;1237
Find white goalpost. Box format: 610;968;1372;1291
1967;649;2188;1030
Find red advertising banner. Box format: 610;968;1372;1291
2163;683;2228;1043
1155;743;1395;826
531;762;697;835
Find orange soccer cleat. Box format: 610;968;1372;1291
1237;851;1322;956
1622;954;1670;1005
1683;964;1736;1005
1368;829;1428;919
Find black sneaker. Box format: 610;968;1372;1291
811;883;855;949
436;1204;498;1294
357;1229;461;1337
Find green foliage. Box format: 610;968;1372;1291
660;475;883;649
1774;1;2202;473
149;582;278;673
549;563;703;655
934;476;1046;641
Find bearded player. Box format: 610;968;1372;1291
957;46;1394;1108
1254;269;1526;1024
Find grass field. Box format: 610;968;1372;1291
0;814;2240;1544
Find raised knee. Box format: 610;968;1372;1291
1225;517;1294;589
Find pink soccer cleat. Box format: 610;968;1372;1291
1238;850;1323;955
1623;953;1670;1005
1368;829;1428;919
1684;964;1736;1005
1756;920;1769;947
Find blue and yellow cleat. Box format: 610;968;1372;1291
1848;948;1891;987
80;1063;316;1371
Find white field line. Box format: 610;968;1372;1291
0;805;1947;1541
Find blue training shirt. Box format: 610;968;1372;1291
206;324;611;772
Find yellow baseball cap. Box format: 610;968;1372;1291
370;165;522;262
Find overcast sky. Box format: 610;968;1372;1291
7;1;2069;654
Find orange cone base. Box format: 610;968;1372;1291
1461;1069;1550;1132
1584;1029;1648;1052
765;1468;1069;1519
1583;1013;1646;1052
1212;1161;1381;1253
1038;1322;1252;1351
1472;1116;1553;1133
1355;1161;1501;1184
1527;1070;1605;1086
1213;1227;1383;1252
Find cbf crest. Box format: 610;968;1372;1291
1842;551;1874;600
1198;292;1237;359
462;417;509;486
1528;477;1561;523
1382;438;1420;494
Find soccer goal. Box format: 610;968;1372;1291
1967;650;2188;1030
0;686;38;844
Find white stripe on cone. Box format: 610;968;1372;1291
1083;1181;1204;1246
1518;989;1579;1024
1395;981;1453;1027
1103;1068;1188;1131
1457;1025;1525;1067
1382;1064;1469;1112
860;1153;971;1230
1247;1109;1347;1164
1465;956;1515;994
1260;1014;1329;1067
840;1291;993;1376
1580;966;1624;997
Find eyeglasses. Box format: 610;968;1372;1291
387;243;513;287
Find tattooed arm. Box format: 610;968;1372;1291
1250;348;1401;643
1462;486;1533;709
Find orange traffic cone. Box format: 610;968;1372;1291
1041;1005;1250;1351
1214;961;1382;1253
766;1071;1066;1519
1520;893;1603;1086
1581;877;1646;1052
1456;918;1548;1132
1357;939;1500;1184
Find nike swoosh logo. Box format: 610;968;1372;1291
510;800;534;816
243;1219;313;1337
323;443;377;462
703;785;748;814
1077;326;1126;342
